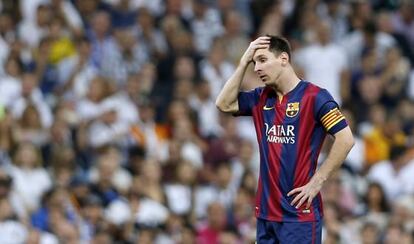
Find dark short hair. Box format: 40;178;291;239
266;35;292;62
390;145;406;161
363;20;377;35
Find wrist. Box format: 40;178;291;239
311;173;327;186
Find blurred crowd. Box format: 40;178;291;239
0;0;413;243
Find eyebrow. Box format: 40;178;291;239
253;54;266;62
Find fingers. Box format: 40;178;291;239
255;44;270;49
306;198;313;210
295;195;308;209
240;37;270;64
289;182;321;210
291;193;311;209
287;187;300;196
250;36;270;48
290;191;304;206
288;187;315;209
255;36;271;42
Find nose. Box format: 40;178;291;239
254;63;260;73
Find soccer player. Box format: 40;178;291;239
215;35;354;243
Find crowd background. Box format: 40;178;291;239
0;0;413;243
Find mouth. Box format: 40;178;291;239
259;75;267;82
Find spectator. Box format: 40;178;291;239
364;111;406;165
391;0;414;51
135;7;168;59
189;0;224;55
9;142;52;214
0;55;23;109
200;37;235;100
360;221;380;244
164;161;196;216
221;10;250;65
341;19;396;71
196;201;228;244
362;182;391;215
100;26;149;85
56;36;98;99
87;11;115;69
0;199;28;243
295;19;349;104
18;3;51;49
367;145;414;200
189;80;222;138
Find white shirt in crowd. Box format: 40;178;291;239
57;55;99;99
81;93;139;148
9;165;52;213
0;37;10;76
190;7;224;55
367;159;414;201
200;59;235;100
189;95;221;138
11;89;54;129
0;220;28;244
340;30;395;70
164;184;192;215
0;76;21;108
295;43;348;104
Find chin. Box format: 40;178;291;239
263;80;273;86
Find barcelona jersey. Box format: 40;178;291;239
236;81;347;222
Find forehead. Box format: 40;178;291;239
253;48;275;60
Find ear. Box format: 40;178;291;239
280;52;289;66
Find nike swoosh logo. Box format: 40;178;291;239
263;105;274;110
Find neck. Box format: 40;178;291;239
271;67;301;97
368;202;382;212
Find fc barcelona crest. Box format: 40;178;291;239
286;102;300;117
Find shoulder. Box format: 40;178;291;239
302;82;339;114
304;82;333;100
301;81;324;98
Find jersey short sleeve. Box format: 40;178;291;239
314;89;348;134
235;87;264;116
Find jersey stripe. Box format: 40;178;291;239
294;84;319;222
309;120;327;220
280;83;307;221
253;94;268;218
266;92;284;221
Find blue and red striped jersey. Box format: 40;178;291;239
236;81;347;222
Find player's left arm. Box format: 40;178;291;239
288;97;354;209
288;126;354;209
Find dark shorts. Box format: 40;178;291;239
256;218;322;244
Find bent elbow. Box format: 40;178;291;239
215;100;226;112
215;93;239;113
215;99;235;113
216;104;232;113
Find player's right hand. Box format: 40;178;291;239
239;36;270;66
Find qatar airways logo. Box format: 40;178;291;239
264;123;296;144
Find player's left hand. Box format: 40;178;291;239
287;179;323;209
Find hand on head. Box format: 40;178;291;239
240;36;270;66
